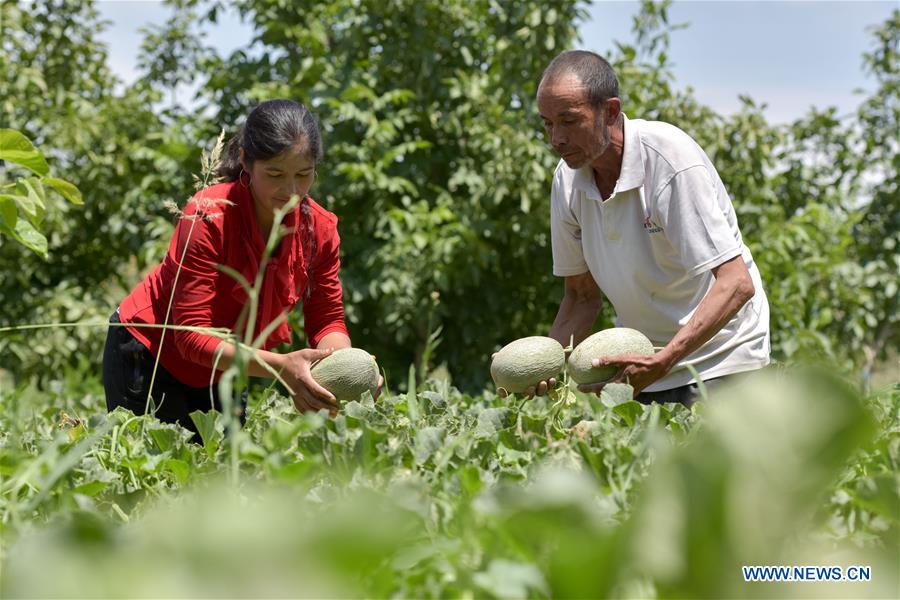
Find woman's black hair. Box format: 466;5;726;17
219;99;323;181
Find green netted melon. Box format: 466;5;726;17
490;336;565;394
568;328;654;384
310;348;379;401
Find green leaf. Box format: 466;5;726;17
405;364;419;423
475;407;511;439
10;218;48;259
0;128;50;175
629;368;875;597
600;383;634;408
149;426;179;452
458;465;483;497
164;459;190;485
23;419;114;511
473;559;549;598
189;410;223;457
262;419;305;451
72;480;109;497
0;194;17;227
612;401;645;427
44;177;83;205
16;178;46;224
413;426;445;465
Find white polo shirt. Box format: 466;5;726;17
550;114;770;392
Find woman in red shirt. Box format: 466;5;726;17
102;99;371;438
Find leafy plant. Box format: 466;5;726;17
0;128;82;258
1;365;896;598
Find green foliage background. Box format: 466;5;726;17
1;362;897;598
1;0;897;390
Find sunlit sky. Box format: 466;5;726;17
95;0;896;124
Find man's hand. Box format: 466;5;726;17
497;377;558;399
373;374;384;401
576;352;672;396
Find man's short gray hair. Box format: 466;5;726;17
539;50;619;109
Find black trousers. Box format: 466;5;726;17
635;374;737;408
102;310;246;441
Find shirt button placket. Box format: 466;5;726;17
601;197;621;241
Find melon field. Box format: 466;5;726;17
1;366;897;598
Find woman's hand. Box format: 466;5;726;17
280;348;338;414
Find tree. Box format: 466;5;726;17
0;0;196;381
187;0;591;388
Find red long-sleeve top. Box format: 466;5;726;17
119;181;348;388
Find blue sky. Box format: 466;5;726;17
95;0;896;124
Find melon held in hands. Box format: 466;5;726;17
568;328;654;384
310;348;380;402
490;336;565;394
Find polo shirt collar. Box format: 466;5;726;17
571;112;645;199
572;163;595;197
616;113;645;192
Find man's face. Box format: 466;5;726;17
537;72;610;169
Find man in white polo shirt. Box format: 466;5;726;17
535;50;770;406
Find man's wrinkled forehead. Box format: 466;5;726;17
537;73;591;116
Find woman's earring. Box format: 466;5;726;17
239;168;251;188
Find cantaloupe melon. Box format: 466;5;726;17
310;348;379;401
490;336;565;394
568;328;654;384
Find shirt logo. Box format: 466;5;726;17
643;216;663;234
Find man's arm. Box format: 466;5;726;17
549;271;603;349
583;255;755;394
655;255;755;372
